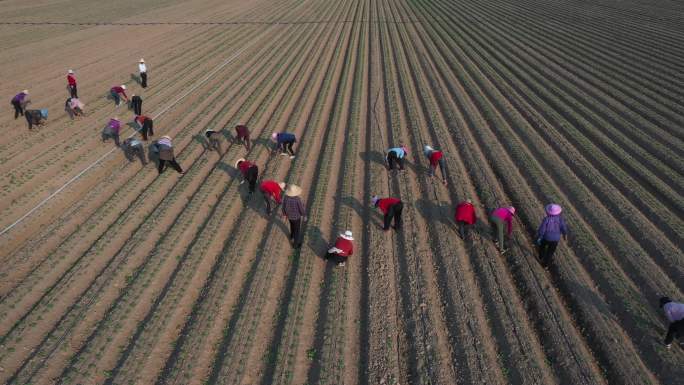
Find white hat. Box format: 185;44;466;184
234;158;246;168
371;195;380;206
22;89;28;94
278;182;286;190
68;69;74;74
340;230;353;240
121;84;127;90
139;58;145;63
285;184;302;197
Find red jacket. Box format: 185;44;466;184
67;74;77;86
235;125;249;138
455;202;476;225
333;237;353;257
376;198;401;215
429;151;443;167
135;115;149;124
238;160;255;176
111;86;127;98
260;180;283;203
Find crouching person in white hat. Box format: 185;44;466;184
325;230;354;267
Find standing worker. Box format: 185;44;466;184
205;129;222;152
235;158;259;194
156;135;184;175
110;84;128;107
385;145;408;171
123;137;147;165
131;94;143;115
260;180;286;215
134;115;154;140
423;145;447;184
660;297;684;348
372;195;403;231
455;199;477;239
234;124;251;151
11;90;30;119
139;58;148;88
490;206;516;253
282;184;306;249
536;203;568;267
271;131;296;158
67;70;78;98
103;117;121;146
325;230;354;267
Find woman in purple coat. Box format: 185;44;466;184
537;203;568;267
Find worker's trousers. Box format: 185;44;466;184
140;72;148;88
383;202;403;230
132;100;142;115
245;165;258;193
111;91;121;106
429;158;446;180
457;221;473;239
279;140;295;156
141;120;154;140
387;151;404;170
158;158;183;174
538;239;558;266
490;216;506;250
325;252;347;264
12;101;23;119
126;146;146;165
263;193;277;214
68;84;78;98
289;218;302;248
235;130;251;150
665;320;684;345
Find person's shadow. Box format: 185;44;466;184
306;226;329;260
414;198;453;227
360;150;386;167
194;133;209;150
130;73;142;86
340;195;364;218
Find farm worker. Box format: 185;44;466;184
235;158;259;194
205;129;222;152
490;206;515;253
25;109;47;130
423;145;447;184
325;230;354;267
260;180;286;214
455;199;477;239
123;138;146;165
660;297;684;348
385;145;408;171
103;117;121;146
65;98;84;119
234;124;251;150
110;85;128;107
134;115;154;140
372;195;403;231
11;90;30;119
282;184;306;249
130;94;143;115
139;58;148;88
67;69;78;98
536;203;568;267
157;135;184;174
271;131;296;158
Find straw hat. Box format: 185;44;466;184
278;182;286;190
271;132;278;141
160;135;172;141
340;230;354;241
22;90;28;94
139;58;145;63
507;206;516;215
285;184;302;197
68;69;74;74
234;158;245;168
121;84;127;90
545;204;562;216
371;195;380;206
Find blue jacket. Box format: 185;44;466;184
537;215;567;242
277;132;296;144
387;147;406;158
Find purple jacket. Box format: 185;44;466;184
537;215;568;242
12;92;27;103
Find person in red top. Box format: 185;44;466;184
455;199;477;239
235;158;259;194
110;85;128;107
67;70;78;98
423;145;447;185
234;124;251;151
135;115;154;140
372;195;403;231
490;206;516;253
260;180;286;214
326;230;354;266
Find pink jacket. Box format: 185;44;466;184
491;207;514;235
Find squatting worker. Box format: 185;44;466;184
11;90;30;119
235;158;259;194
135;115;154;140
271;131;296;158
131;94;143;116
65;97;84;119
123;138;146;165
139;58;148;88
490;206;515;253
325;230;354;267
260;180;286;215
455;199;476;239
386;145;408;171
234;124;251;151
205;129;222;152
67;70;78;98
660;297;684;348
110;84;128;107
282;184;306;249
372;195;403;231
536;203;568;267
423;145;447;184
157;136;184;175
103;117;121;146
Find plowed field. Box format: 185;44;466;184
1;0;682;384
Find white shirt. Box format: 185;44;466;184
138;63;147;73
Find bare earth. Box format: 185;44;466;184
0;0;683;384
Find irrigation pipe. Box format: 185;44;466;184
0;28;272;237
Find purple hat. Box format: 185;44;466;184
545;204;562;216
